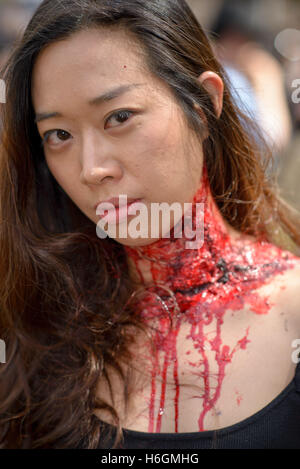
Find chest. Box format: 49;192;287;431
94;303;299;433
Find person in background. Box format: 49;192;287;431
0;0;41;69
210;0;293;159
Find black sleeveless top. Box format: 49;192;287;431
94;360;300;449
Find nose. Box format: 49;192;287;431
79;135;123;185
80;164;123;185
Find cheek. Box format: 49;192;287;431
131;112;182;157
45;156;80;200
133;125;186;177
131;126;198;202
45;158;66;189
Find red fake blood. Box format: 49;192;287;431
124;167;298;432
235;390;243;406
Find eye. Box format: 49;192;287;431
105;110;133;129
41;129;71;147
40;110;134;148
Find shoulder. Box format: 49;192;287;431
230;228;300;330
264;255;300;333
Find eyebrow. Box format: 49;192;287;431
34;83;143;123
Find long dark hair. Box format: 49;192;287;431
0;0;300;449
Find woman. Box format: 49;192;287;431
0;0;300;449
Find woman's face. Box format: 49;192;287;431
32;28;205;246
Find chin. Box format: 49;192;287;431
114;235;161;247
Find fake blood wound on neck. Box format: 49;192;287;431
123;168;297;433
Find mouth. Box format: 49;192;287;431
95;198;142;224
94;197;141;211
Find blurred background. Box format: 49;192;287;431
0;0;300;210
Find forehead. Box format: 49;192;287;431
34;27;144;72
31;27;165;108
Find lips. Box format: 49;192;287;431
96;198;142;224
94;197;140;210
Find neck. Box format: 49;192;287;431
124;169;295;319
